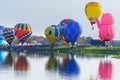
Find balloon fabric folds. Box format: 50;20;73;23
58;19;75;44
85;2;102;27
3;28;15;45
14;23;32;44
65;21;82;45
45;25;61;44
96;13;116;42
58;19;75;26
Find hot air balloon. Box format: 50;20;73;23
0;25;5;40
45;25;61;44
98;60;113;80
3;28;15;45
96;13;116;42
14;23;32;44
64;21;82;45
58;19;75;26
58;19;75;44
85;2;102;29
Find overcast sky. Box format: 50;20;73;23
0;0;119;40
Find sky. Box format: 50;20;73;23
0;0;119;40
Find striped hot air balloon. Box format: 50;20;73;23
14;23;32;44
3;28;15;45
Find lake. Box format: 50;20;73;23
0;50;120;80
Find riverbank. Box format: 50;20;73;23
1;45;120;56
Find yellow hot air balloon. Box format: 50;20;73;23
85;2;102;29
45;25;61;44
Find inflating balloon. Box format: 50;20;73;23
14;23;32;44
85;2;102;29
96;13;116;42
3;28;15;45
45;25;61;44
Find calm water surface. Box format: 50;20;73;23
0;51;120;80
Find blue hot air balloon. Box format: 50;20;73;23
64;21;82;45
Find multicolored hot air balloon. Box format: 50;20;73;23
58;19;75;44
45;25;61;44
3;28;15;45
96;13;116;42
64;21;82;45
85;2;102;29
14;23;32;44
0;25;5;40
58;19;75;26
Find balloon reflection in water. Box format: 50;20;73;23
98;60;113;80
4;52;14;66
14;52;30;71
0;51;9;68
60;55;80;76
45;55;60;72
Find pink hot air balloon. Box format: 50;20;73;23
97;13;116;42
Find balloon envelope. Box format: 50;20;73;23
45;25;61;44
97;13;116;42
3;28;15;44
14;23;32;44
0;25;5;39
65;21;82;45
85;2;102;26
58;19;75;44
